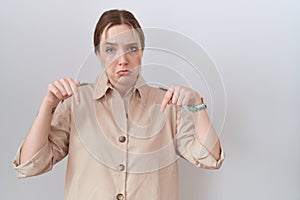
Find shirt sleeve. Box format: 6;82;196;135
175;107;225;169
13;99;71;178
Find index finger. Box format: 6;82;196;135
160;88;173;111
69;79;81;105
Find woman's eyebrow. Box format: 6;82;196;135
126;42;138;46
104;42;139;46
104;42;117;46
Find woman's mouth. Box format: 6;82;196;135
117;69;130;76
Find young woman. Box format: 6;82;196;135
14;9;224;200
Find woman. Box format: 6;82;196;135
14;9;224;200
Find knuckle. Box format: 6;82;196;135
54;90;61;96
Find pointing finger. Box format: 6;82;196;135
172;87;179;104
69;79;80;106
161;88;174;111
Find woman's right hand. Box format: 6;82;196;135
43;78;80;109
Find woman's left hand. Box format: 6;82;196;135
160;85;202;111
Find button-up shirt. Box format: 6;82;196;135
13;72;224;200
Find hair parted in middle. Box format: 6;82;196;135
93;9;145;54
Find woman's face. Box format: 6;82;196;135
97;24;143;87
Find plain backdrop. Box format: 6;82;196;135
1;0;299;200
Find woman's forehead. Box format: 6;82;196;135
102;24;140;45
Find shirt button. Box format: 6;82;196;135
118;164;125;171
116;193;124;200
119;136;126;143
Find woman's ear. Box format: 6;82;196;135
95;50;102;63
95;49;100;57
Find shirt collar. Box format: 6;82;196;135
93;72;148;105
93;71;112;100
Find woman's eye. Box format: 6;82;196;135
105;47;115;54
128;46;138;52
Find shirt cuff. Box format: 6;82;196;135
13;140;53;178
184;138;225;169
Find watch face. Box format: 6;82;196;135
185;103;206;112
185;105;197;112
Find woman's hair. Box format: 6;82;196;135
93;9;145;54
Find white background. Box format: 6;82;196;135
1;0;299;199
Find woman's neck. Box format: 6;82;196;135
110;73;139;97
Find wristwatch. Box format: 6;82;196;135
185;97;207;112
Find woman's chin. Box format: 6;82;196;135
116;72;138;85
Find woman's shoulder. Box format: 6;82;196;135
78;82;94;91
79;82;93;88
146;85;168;95
77;82;95;97
141;85;168;103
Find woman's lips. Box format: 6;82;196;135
117;69;130;76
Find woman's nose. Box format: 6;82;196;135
117;52;128;66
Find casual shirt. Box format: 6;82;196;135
13;72;224;200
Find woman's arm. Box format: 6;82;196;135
20;78;80;164
192;99;221;160
161;85;221;160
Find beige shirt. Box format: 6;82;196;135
13;72;224;200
